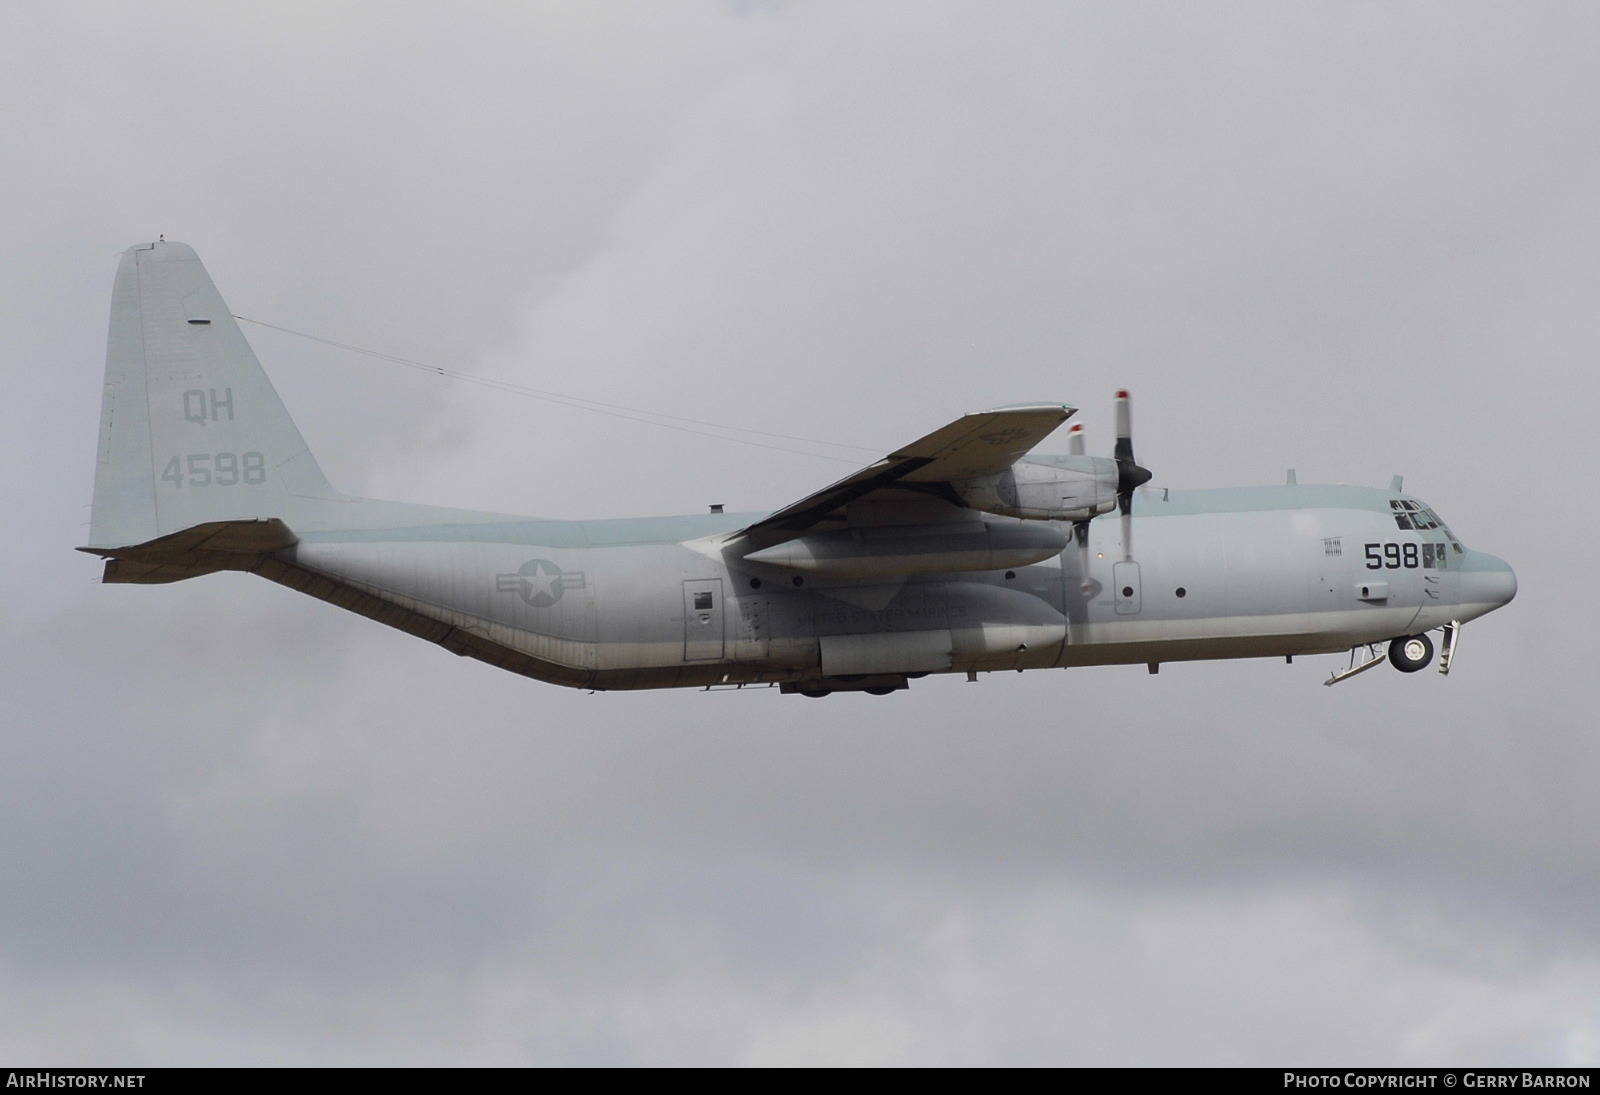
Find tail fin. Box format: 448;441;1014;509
88;241;342;549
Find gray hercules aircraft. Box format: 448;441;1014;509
83;241;1516;695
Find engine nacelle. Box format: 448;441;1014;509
743;518;1067;577
955;456;1118;521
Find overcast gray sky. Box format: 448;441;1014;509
1;0;1595;1066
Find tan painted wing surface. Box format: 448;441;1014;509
738;403;1074;546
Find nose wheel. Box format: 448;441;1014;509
1389;633;1434;673
1326;628;1457;686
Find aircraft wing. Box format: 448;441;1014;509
735;403;1074;547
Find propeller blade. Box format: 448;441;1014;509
1112;390;1152;563
1074;520;1092;594
1114;389;1134;466
1067;422;1085;457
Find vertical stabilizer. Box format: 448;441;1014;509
88;242;342;548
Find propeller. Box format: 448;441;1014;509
1067;392;1153;591
1113;389;1152;562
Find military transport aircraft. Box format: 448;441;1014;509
83;242;1516;696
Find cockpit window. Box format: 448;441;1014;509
1391;498;1434;529
1391;499;1463;552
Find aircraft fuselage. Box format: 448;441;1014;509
275;483;1514;694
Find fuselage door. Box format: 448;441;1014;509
1113;561;1142;615
683;579;726;661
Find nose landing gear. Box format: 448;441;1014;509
1324;623;1461;686
1389;633;1434;673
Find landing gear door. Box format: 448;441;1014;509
683;579;726;661
1113;561;1142;615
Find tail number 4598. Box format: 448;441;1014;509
160;452;266;489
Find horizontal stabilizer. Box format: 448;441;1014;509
99;560;225;585
80;518;297;584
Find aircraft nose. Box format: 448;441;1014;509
1458;550;1517;619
